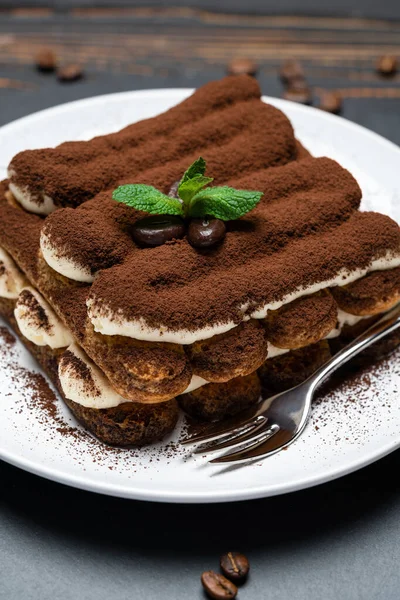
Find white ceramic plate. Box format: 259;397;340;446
0;89;399;504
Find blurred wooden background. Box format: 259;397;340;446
0;1;399;142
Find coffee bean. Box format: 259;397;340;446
220;552;250;582
168;180;180;198
57;64;84;82
132;215;185;247
279;59;305;85
227;57;258;77
318;90;342;114
376;55;397;77
283;80;312;105
201;571;237;600
287;78;309;92
35;48;57;72
188;218;226;248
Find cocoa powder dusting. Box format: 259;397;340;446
311;346;399;446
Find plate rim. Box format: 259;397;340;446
0;87;400;503
1;430;399;503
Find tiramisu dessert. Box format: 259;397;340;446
1;74;400;446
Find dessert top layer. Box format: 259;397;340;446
38;152;374;339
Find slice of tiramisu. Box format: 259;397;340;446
1;75;400;446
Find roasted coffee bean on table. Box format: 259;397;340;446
376;55;398;77
279;59;305;85
35;48;57;72
220;552;250;583
318;90;342;114
132;215;186;247
188;218;226;248
227;57;258;77
57;64;84;82
283;80;312;105
201;570;238;600
285;78;310;93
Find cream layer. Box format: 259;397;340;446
14;286;73;349
58;343;128;409
8;177;56;216
40;229;95;283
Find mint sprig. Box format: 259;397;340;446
112;157;263;221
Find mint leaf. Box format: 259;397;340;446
188;187;263;220
179;157;206;187
113;184;184;216
178;174;214;204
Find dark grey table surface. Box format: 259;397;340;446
0;4;400;599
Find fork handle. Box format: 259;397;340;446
308;303;400;392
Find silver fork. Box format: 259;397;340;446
182;303;400;464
